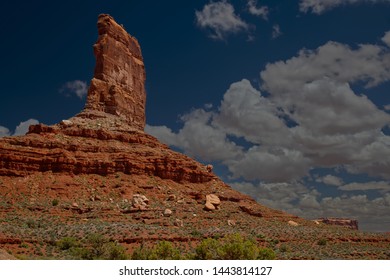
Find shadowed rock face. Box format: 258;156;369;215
85;14;146;130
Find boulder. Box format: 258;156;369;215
204;201;216;211
174;219;183;227
206;194;220;206
163;208;172;217
132;194;149;208
204;194;220;211
288;221;299;227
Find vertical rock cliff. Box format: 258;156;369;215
85;14;146;130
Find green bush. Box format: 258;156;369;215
57;237;79;250
194;233;276;260
257;247;276;260
131;243;150;260
317;239;327;246
132;241;181;260
52;199;59;206
195;238;220;260
279;244;290;253
57;234;128;260
26;219;37;229
131;234;276;260
219;234;259;260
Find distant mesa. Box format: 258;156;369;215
314;218;359;230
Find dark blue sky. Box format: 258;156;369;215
1;0;390;232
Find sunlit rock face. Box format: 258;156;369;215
85;14;146;130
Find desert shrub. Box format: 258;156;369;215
194;238;220;260
85;233;106;258
131;234;276;260
26;219;37;229
317;239;327;246
194;233;276;260
105;242;128;260
279;244;290;253
132;241;181;260
52;199;59;206
190;230;202;237
57;237;79;250
57;234;128;260
131;243;150;260
219;234;259;260
257;247;276;260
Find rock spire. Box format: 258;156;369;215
85;14;146;130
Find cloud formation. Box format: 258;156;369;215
146;108;243;162
148;34;390;181
316;174;344;186
382;31;390;47
0;126;10;137
339;181;390;191
146;33;390;231
232;181;390;231
299;0;390;14
0;119;39;137
14;119;39;136
60;80;88;99
247;0;269;20
195;0;249;40
261;41;390;93
272;24;282;39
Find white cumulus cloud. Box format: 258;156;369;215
247;0;269;20
195;0;250;40
261;40;390;94
0;119;39;137
60;80;88;99
317;174;344;186
147;34;390;184
213;79;290;146
147;108;243;162
14;119;39;136
299;0;390;14
226;146;311;182
0;126;11;137
339;181;390;191
382;31;390;47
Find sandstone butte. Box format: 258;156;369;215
0;14;389;260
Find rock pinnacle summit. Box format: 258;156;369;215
85;14;146;130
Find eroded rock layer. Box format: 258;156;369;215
0;122;215;183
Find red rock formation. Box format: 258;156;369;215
0;14;213;184
315;218;359;230
0;123;215;183
85;14;146;130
